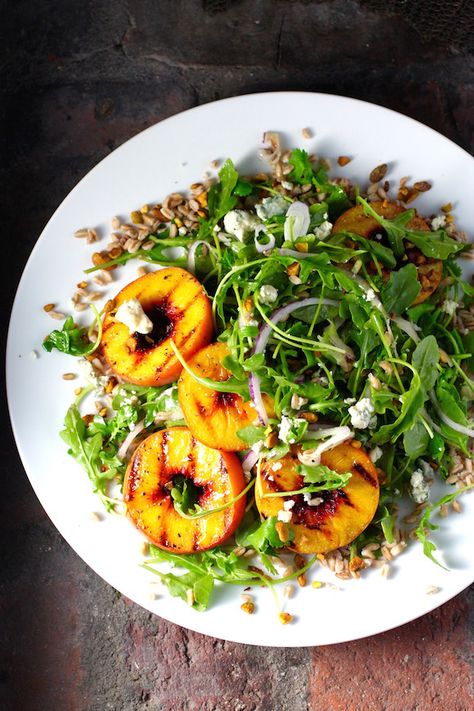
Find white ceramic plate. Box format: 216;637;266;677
7;92;474;647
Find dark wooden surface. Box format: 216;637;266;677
1;2;473;710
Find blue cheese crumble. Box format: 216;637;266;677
410;468;430;504
259;284;278;305
223;210;260;241
348;398;376;429
255;195;288;220
115;298;153;334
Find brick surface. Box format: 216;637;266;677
1;2;473;710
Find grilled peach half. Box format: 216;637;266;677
333;201;442;304
255;442;379;554
178;342;268;452
101;267;213;386
123;427;247;553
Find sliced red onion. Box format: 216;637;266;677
297;426;354;465
429;390;474;438
242;448;260;471
249;297;339;424
254;225;275;253
118;420;145;459
392;316;421;344
187;240;215;274
284;201;310;242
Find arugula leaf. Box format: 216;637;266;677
236;425;266;445
412;335;440;396
236;516;295;552
207;159;239;223
381;264;421;315
233;179;254;197
357;196;464;259
43;308;102;357
415;487;473;568
403;418;430;458
288;149;314;184
343;232;397;268
60;404;112;503
170;475;201;517
297;463;352;489
372;361;423;444
405;230;465;260
288;149;350;216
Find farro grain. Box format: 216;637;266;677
48;311;66;320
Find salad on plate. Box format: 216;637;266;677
42;132;474;619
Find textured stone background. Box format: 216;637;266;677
1;1;473;710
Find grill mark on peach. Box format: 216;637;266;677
292;490;352;529
352;462;377;488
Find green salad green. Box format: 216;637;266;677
44;143;474;613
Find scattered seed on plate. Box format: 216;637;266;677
426;585;441;595
186;590;195;607
369;163;388;183
62;373;77;380
337;155;352;166
241;601;255;614
140;541;149;556
48;311;66;320
89;511;103;522
30;350;38;360
278;612;293;625
301;127;312;139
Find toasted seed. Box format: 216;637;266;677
104;299;116;313
131;210;143;224
337;155;352;166
284;584;295;598
439;504;449;518
278;612;293;625
140;541;149;556
287;262;301;277
62;372;76;380
301;127;312;139
441;202;452;213
380;563;390;578
241;601;255;614
299;411;318;423
275;521;289;543
349;556;366;573
311;580;324;589
297;573;307;587
413;180;431;192
48;311;66;320
293;554;306;570
426;585;440;595
265;430;278;448
74;387;83;396
89;511;103;522
452;499;462;513
369;163;387;183
74;228;89;238
43;303;55;312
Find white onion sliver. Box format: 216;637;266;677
118;420;146;459
249;297;340;424
254;227;275;253
392;316;421;344
297;426;354;466
303;426;351;441
429;391;474;438
284;201;310;242
187;240;214;274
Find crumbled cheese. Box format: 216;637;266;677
290;394;308;410
271;461;283;472
283;499;295;511
239;309;258;328
344;397;356;405
281;180;293;190
77;358;108;391
313;220;333;240
277;509;293;523
364;288;377;303
278;415;305;444
410;468;430;504
308;497;323;507
255;195;288;220
348;398;375;430
115;298;153;335
223;210;260;241
178;226;187;236
431;215;447;230
369;446;383;463
441;299;458;316
259;284;278;305
288;275;302;285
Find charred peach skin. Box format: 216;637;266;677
123;427;247;553
255;442;379;554
333;201;442;304
101;267;213;386
178;342;271;452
